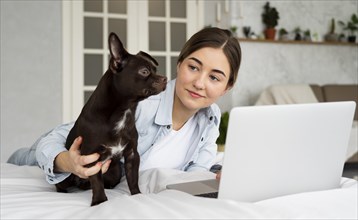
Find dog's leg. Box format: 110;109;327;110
103;160;122;189
123;147;141;195
89;172;107;206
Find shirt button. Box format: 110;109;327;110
166;125;171;129
48;168;52;174
209;116;213;121
201;137;204;141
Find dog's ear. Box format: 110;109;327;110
108;32;128;72
137;51;158;66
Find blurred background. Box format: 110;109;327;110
1;0;357;162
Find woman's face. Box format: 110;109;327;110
175;47;231;112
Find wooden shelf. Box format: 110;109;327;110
238;38;358;46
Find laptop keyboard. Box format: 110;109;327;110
195;192;218;198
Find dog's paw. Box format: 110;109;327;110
91;196;108;206
130;188;141;195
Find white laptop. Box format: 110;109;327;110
166;101;356;202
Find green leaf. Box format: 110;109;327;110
216;112;230;145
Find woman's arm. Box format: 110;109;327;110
185;135;218;172
35;123;110;184
185;105;221;172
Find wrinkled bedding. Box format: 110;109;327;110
1;163;357;219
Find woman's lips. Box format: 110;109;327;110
187;90;204;98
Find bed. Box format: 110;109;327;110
1;162;357;219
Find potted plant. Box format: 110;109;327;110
339;13;358;43
243;26;251;38
324;18;339;42
230;25;238;37
338;33;346;42
216;112;229;152
303;29;312;41
278;28;289;40
293;27;302;41
262;2;279;40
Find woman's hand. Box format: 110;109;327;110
216;171;221;180
54;136;111;178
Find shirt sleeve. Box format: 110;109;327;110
185;131;219;172
35;122;74;184
185;105;221;172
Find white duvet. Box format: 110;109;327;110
1;163;357;219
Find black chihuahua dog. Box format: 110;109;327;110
55;32;167;206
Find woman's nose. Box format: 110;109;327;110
193;75;205;90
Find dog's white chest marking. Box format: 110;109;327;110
110;143;126;157
101;109;132;163
114;109;131;133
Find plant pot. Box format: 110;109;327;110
348;35;356;43
264;28;276;40
303;35;312;42
279;34;289;41
217;144;225;152
324;33;339;42
294;33;302;41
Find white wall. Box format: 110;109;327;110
228;42;358;109
231;1;358;40
0;1;62;162
205;0;358;112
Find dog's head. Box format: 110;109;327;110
107;32;167;101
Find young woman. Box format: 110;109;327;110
8;27;242;184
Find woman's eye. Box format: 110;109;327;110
209;75;219;81
189;65;198;71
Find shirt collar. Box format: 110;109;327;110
155;79;175;126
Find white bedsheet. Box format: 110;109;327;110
1;163;357;219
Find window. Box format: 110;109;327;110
63;0;202;121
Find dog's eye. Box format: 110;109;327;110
139;68;150;77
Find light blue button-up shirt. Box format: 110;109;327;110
35;79;221;184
